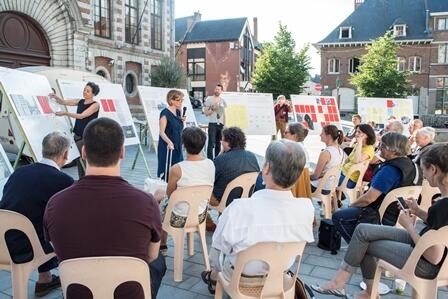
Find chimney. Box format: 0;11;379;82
354;0;364;9
193;11;201;22
253;17;258;43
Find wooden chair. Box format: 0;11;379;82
336;160;370;204
378;186;423;225
370;226;448;299
311;165;341;219
59;256;151;298
210;172;258;214
0;210;56;299
419;180;441;214
162;185;213;282
214;241;306;299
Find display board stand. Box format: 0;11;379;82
12;141;27;169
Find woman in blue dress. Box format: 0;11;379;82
157;90;185;179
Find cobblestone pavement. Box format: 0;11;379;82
1;116;447;298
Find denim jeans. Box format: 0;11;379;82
338;174;356;189
342;223;440;280
332;207;362;243
207;123;223;160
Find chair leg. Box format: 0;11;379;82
172;232;185;282
199;224;210;271
11;264;30;299
324;198;332;219
214;279;224;299
187;232;195;256
369;266;382;299
412;285;437;299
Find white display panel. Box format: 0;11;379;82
0;143;13;198
290;95;342;135
0;67;79;161
222;92;276;135
57;79;139;146
137;86;197;142
358;97;414;126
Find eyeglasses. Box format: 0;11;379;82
172;98;184;102
284;130;290;135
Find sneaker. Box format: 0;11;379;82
35;274;61;297
206;216;216;232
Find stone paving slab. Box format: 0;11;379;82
1;143;448;298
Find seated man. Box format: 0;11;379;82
44;118;165;299
332;132;422;244
201;140;315;293
0;132;73;297
210;127;260;207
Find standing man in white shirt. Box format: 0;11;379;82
201;139;315;294
203;84;226;159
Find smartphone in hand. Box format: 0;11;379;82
397;196;409;210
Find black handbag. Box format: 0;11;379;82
317;219;341;255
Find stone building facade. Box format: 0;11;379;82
0;0;175;114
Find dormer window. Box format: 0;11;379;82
339;27;352;39
394;25;406;37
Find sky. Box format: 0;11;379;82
175;0;355;76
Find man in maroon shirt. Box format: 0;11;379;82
44;118;165;298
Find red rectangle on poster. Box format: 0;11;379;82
295;105;300;113
300;105;305;113
329;98;335;105
37;96;53;114
311;114;317;122
101;99;110;112
318;106;323;113
107;99;116;112
334;114;340;122
324;114;329;121
311;106;315;113
387;100;394;108
320;98;326;105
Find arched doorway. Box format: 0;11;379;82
0;12;50;68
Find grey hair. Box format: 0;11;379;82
387;120;404;134
417;127;436;140
277;94;286;101
42;132;71;160
381;132;410;156
264;140;306;188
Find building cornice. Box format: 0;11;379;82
315;39;433;48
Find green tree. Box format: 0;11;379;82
252;24;311;98
150;57;186;88
350;31;409;97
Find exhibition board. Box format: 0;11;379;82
137;86;197;142
222;92;276;135
290;95;342;135
0;67;79;162
0;143;13;198
358;97;414;126
57;79;140;146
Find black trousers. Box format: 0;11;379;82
207;123;223;160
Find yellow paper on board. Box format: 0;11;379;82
225;105;249;129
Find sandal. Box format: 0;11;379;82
201;270;216;294
160;245;168;257
311;284;346;297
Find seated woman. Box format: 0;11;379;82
339;124;376;189
310;125;345;195
410;126;435;165
312;143;448;299
158;126;215;255
285;122;311;197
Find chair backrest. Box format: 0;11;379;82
162;185;213;229
401;226;448;282
344;160;370;189
59;256;151;298
420;179;441;214
217;172;258;212
378;186;423;223
311;165;341;196
0;210;46;265
230;241;306;298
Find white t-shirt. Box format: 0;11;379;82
212;189;315;275
173;159;215;216
311;145;345;191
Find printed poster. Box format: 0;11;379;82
358;97;413;125
290;95;342;135
57;80;139;146
0;143;12;198
222;92;276;135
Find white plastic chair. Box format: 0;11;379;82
210;172;258;214
419;179;441;214
0;209;56;299
162;185;213;282
311;165;341;218
59;256;151;298
214;241;307;299
337;160;370;204
371;227;448;299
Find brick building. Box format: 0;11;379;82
315;0;448;115
0;0;175;114
175;13;256;100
